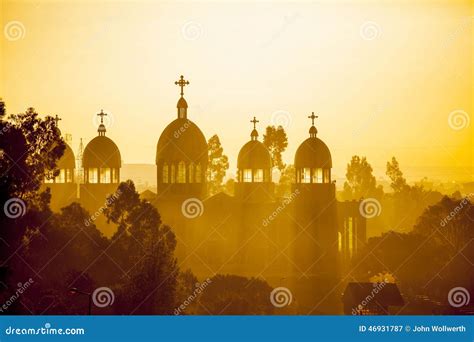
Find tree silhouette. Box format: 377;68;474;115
386;157;409;193
342;156;383;200
0;103;65;271
104;181;179;314
275;164;295;198
263;125;288;172
207;134;229;196
196;274;274;315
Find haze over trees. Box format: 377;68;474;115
0;103;272;315
207;134;229;196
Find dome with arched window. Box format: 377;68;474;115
156;76;208;198
236;117;272;184
294;119;332;184
83;133;121;184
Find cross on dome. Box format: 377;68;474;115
175;75;190;97
308;112;319;138
308;112;318;126
250;116;259;130
97;109;107;124
54;114;62;127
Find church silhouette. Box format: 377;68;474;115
43;75;366;314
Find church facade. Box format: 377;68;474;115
43;76;366;314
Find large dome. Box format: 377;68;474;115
83;136;121;168
57;143;76;169
156;118;207;164
295;137;332;169
237;140;272;169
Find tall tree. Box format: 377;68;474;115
342;156;383;200
0;104;65;264
263;125;288;172
386;157;409;193
104;181;179;314
275;164;295;198
207;134;229;196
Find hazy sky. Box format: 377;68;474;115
1;0;472;182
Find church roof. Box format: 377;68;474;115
57;143;76;169
83;135;121;168
177;97;188;109
155;118;207;164
237;140;272;169
294;136;332;169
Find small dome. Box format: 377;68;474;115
237;140;272;169
295;137;332;169
83;136;121;168
57;143;75;169
177;97;188;109
156;118;207;164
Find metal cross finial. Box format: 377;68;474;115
308;112;318;126
175;75;190;97
250;116;259;130
54;114;62;127
97;109;107;124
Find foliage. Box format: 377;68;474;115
207;134;229;196
342;156;383;200
263;125;288;172
275;164;295;198
196;274;274;315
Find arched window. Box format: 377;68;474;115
177;161;186;183
323;169;330;183
170;164;176;183
302;168;311;183
55;169;66;183
243;169;252;182
253;169;263;182
100;168;111;183
112;168;119;183
66;169;73;183
195;163;201;183
162;163;169;183
312;168;323;183
88;168;98;183
189;163;195;183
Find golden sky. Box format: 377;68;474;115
1;0;473;182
